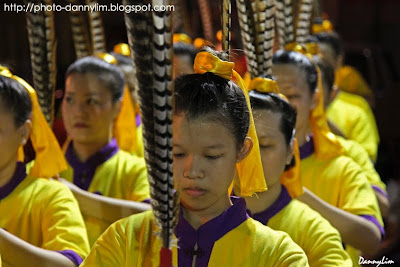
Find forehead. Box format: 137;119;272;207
272;64;308;94
173;115;236;147
65;73;111;96
253;109;283;137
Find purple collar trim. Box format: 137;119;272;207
65;138;119;191
249;185;292;225
0;162;27;200
300;134;315;160
135;113;141;127
174;196;249;267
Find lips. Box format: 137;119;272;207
73;122;89;128
184;187;206;197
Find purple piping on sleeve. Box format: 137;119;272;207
372;185;389;200
56;250;83;265
142;198;151;204
359;215;385;238
135;113;141;127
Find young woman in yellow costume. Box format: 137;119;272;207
313;31;380;162
244;77;352;266
316;56;389;217
59;56;151;246
0;67;89;266
272;48;384;265
81;49;309;267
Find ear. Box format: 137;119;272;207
236;137;253;163
330;85;338;101
17;120;31;146
310;90;319;110
286;143;294;165
336;54;344;69
112;100;122;120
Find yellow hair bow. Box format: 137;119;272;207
193;51;267;196
94;53;141;156
0;66;67;178
284;44;343;159
247;76;303;198
193;38;211;50
173;33;193;45
113;43;131;57
312;19;334;34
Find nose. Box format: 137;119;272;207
183;155;204;179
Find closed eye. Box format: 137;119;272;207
173;153;185;158
205;154;223;160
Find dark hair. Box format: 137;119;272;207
249;90;297;169
314;32;344;58
173;42;197;64
66;56;125;102
272;50;318;95
315;56;335;92
0;75;32;127
174;72;249;149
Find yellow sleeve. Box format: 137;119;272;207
41;180;90;261
124;154;150;202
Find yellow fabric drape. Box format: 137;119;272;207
284;43;344;159
193;51;267;196
113;43;131;57
95;53;140;155
0;66;67;178
248;77;303;198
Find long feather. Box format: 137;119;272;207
295;0;313;44
86;0;106;53
124;0;177;265
197;0;213;41
221;0;231;55
26;0;57;125
275;0;295;47
67;0;92;59
236;0;257;77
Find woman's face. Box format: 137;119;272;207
253;109;292;187
272;64;316;134
173;114;249;214
62;73;120;146
0;105;30;171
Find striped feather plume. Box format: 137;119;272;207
67;0;92;59
295;0;313;44
26;0;57;125
275;0;295;48
236;0;257;77
197;0;214;41
124;0;177;265
85;0;106;53
236;0;275;77
221;0;231;55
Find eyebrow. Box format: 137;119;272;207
173;144;225;149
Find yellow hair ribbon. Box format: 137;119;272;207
94;53;140;155
0;66;67;178
216;30;223;43
173;33;192;44
312;19;334;34
284;44;344;159
247;76;303;197
113;43;131;57
305;42;320;56
193;51;267;196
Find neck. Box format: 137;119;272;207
0;159;17;187
182;196;232;230
72;138;111;162
296;123;312;147
245;182;282;214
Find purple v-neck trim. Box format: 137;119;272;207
0;162;27;200
300;134;315;160
65;139;119;191
135;113;141;127
174;196;249;267
249;185;292;225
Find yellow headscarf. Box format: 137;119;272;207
248;77;303;198
193;51;267;196
113;43;131;57
0;66;67;178
173;33;193;45
284;43;343;159
95;53;141;156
